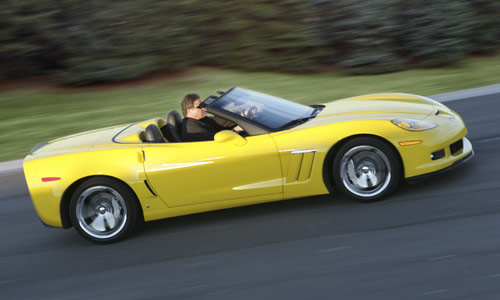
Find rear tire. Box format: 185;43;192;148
332;137;401;202
69;177;139;243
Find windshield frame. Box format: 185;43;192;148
204;87;316;135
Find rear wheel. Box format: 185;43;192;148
332;137;401;202
69;178;139;243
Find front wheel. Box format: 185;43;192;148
69;178;139;243
332;137;401;202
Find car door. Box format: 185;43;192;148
142;132;283;207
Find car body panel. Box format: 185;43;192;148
23;89;473;230
24;144;167;227
143;133;283;207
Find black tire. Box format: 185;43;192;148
332;137;401;202
69;177;139;243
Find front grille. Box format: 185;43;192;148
450;139;464;155
431;149;445;160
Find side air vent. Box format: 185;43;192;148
450;139;464;155
286;150;316;183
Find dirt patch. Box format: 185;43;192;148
0;69;190;93
0;76;60;92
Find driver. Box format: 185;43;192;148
180;93;242;142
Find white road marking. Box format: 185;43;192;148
477;137;500;143
206;224;235;231
185;260;214;268
419;289;448;296
306;220;333;227
317;246;351;253
0;277;27;285
174;281;224;293
426;254;457;261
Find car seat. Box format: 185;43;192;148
161;110;183;142
144;123;165;143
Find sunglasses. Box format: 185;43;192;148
193;103;207;109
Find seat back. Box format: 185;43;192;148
161;110;183;142
144;123;165;143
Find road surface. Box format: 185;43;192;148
1;92;500;299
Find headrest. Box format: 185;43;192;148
144;124;165;143
167;110;182;127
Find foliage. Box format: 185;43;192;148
185;0;326;72
1;0;500;83
396;0;473;67
315;0;405;74
467;0;500;53
3;54;500;162
0;1;61;79
51;1;198;84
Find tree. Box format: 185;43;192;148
52;0;197;84
187;0;326;72
396;0;473;67
315;0;405;74
0;1;62;79
468;0;500;54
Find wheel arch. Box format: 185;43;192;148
60;175;144;229
322;134;404;194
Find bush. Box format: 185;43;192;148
396;0;473;67
52;1;197;84
188;0;325;72
316;0;405;74
468;0;500;53
1;0;499;84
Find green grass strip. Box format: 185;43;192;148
1;54;499;162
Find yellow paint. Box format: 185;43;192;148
142;132;282;207
23;93;473;228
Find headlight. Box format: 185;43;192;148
391;119;437;131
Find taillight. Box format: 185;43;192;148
41;177;61;182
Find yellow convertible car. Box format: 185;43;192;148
24;88;473;243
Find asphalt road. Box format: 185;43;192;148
1;93;500;300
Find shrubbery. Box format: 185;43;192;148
1;0;499;84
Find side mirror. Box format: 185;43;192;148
214;130;247;146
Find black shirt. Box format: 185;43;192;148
181;116;236;142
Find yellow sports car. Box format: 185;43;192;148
23;87;473;243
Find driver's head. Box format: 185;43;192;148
181;93;205;119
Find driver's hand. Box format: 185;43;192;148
233;125;244;132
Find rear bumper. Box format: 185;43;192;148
23;157;64;228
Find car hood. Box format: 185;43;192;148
308;93;437;127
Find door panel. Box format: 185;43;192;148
143;133;282;207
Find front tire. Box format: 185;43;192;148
332;137;401;202
70;178;139;243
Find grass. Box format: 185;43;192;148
1;54;500;162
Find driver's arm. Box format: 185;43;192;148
212;116;237;130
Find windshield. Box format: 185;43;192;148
211;88;315;131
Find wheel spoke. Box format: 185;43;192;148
104;213;117;229
112;196;122;219
358;174;369;189
83;215;95;225
346;159;357;181
366;173;378;187
90;215;106;232
339;145;392;198
76;185;129;239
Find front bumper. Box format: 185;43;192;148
406;148;474;184
398;128;474;177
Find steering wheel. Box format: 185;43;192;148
241;105;259;120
